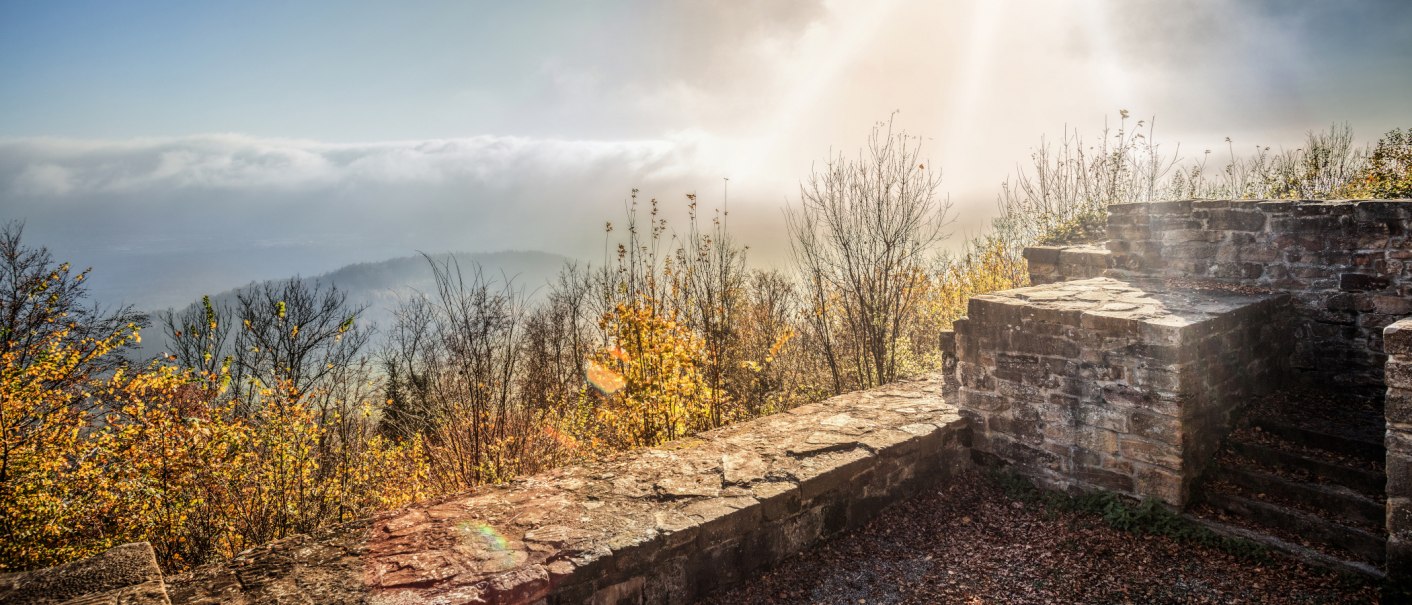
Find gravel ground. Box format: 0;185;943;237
701;472;1381;604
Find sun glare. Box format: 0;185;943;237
725;0;901;181
1076;0;1133;109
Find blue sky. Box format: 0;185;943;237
1;1;636;139
2;0;1411;309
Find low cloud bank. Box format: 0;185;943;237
1;133;734;309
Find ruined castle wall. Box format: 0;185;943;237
1023;243;1112;285
1386;318;1412;583
953;278;1290;506
1105;199;1412;395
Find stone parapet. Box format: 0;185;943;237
1106;199;1412;394
165;375;969;605
1024;243;1112;285
1387;317;1412;584
953;277;1290;506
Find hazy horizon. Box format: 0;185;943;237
4;0;1411;310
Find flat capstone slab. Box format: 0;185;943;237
968;277;1275;333
167;374;968;605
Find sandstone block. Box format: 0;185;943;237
1148;200;1193;215
1390;496;1412;538
1387;318;1412;358
1132;467;1184;504
1389;360;1412;390
1119;437;1183;471
1355;200;1412;221
1023;246;1062;265
1388;450;1412;497
1205;209;1267;232
1340;272;1391;292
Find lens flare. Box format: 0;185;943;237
458;521;518;569
470;523;507;551
586;359;626;394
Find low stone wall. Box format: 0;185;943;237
1023;243;1112;285
954;277;1290;506
165;375;968;605
1387;317;1412;584
1106;199;1412;395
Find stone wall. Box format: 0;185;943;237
163;375;968;605
1023;243;1112;285
954;278;1290;506
1106;199;1412;395
1387;317;1412;584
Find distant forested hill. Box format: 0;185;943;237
134;250;574;361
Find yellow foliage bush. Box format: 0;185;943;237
0;328;427;572
0;321;134;569
583;300;716;451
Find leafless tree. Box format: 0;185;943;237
518;264;594;419
379;294;439;441
787;119;953;392
381;254;529;488
159;295;233;390
676;194;748;426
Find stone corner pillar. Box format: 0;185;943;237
1384;317;1412;583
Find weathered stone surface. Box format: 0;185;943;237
0;542;170;605
1104;199;1412;395
1388;317;1412;585
955;276;1290;506
165;374;968;604
1388;319;1412;357
1025;243;1111;285
1024;200;1411;578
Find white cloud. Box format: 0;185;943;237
0;131;751;311
12;162;75;196
0;134;697;197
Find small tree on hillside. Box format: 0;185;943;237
229;279;370;419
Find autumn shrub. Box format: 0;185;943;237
574;193;741;450
0;223;427;573
585;301;713;449
87;369;247;570
0;221;147;570
1346;126;1412;198
918;237;1030;331
0;324;137;569
2;355;427;572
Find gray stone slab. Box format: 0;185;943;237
0;543;169;605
